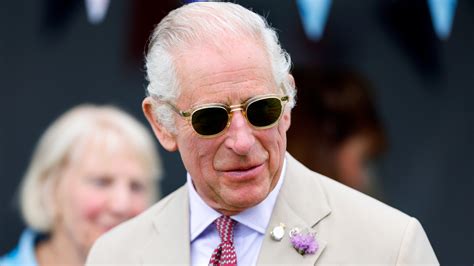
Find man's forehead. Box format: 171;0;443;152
174;36;268;70
173;38;276;105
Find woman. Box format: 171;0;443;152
0;104;163;266
288;70;387;197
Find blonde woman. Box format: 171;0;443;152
0;104;162;266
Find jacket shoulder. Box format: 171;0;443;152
295;161;437;264
319;175;437;263
86;185;187;265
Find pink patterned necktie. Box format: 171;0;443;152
209;215;237;266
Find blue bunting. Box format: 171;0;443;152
428;0;457;40
296;0;332;41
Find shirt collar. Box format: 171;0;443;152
14;229;40;266
188;157;287;241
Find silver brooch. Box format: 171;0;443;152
270;223;286;241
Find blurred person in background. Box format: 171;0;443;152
288;70;387;197
0;104;162;266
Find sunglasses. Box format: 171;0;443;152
160;94;289;137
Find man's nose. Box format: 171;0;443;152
224;111;255;155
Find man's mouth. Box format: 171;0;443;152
221;163;265;180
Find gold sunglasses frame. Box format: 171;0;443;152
157;94;289;138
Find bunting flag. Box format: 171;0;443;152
85;0;111;24
296;0;332;41
427;0;457;40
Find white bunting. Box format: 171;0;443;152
85;0;111;24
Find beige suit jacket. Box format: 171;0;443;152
86;153;438;265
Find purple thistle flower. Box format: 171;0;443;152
290;233;319;255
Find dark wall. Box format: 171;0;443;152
1;0;472;264
0;0;187;252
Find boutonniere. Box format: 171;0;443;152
270;224;319;256
289;229;318;255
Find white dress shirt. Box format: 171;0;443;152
188;159;287;266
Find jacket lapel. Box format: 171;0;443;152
257;153;331;265
139;185;191;265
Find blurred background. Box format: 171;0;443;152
0;0;472;264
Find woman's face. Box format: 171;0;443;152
335;134;373;192
52;134;154;255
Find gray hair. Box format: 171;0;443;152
20;104;163;232
145;2;296;133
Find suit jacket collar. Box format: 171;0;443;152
141;185;191;265
257;153;331;265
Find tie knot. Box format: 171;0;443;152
215;215;236;243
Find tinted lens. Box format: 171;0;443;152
247;97;282;127
191;107;229;136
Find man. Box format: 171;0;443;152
87;2;438;265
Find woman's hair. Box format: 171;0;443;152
288;70;387;179
20;104;162;232
145;2;296;133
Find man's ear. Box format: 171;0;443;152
281;108;291;132
142;97;178;152
280;74;294;132
288;74;295;89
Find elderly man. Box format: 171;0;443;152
86;2;438;265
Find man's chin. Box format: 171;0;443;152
218;190;269;214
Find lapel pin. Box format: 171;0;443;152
289;227;301;237
270;223;286;241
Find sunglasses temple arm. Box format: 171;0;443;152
167;103;185;116
151;95;189;118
